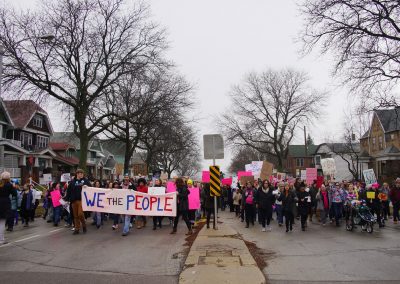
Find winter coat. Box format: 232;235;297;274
232;191;242;206
277;190;297;213
241;188;257;207
255;187;275;211
204;185;214;209
176;185;190;211
316;190;329;210
65;178;91;202
297;191;311;209
0;182;17;219
21;189;35;211
389;186;400;205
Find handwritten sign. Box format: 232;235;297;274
43;174;52;183
188;187;200;210
301;170;307;181
306;168;318;185
238;171;252;181
366;191;375;199
148;187;166;195
82;186;177;216
50;190;62;207
60;173;71;182
245;164;252;172
260;161;273;180
202;171;210;183
363;169;377;186
321;158;336;176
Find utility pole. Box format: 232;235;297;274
304;126;307;157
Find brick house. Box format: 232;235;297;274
285;144;318;177
359;108;400;182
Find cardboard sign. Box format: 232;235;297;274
363;169;377;186
50;190;62;207
300;170;307;181
166;182;176;193
238;171;252;181
202;171;210;183
321;158;336;176
240;175;255;186
306;168;318;185
43;174;52;183
188;187;200;210
148;187;166;195
260;161;273;180
82;186;177;216
222;178;233;186
60;173;71;182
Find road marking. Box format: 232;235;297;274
49;228;64;233
14;234;41;243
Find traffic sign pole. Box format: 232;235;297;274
213;136;217;230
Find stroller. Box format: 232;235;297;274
346;200;376;233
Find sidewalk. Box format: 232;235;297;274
179;223;266;284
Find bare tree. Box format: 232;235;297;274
0;0;166;170
300;0;400;108
220;68;327;170
228;146;275;174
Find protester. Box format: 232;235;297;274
330;183;346;226
136;178;148;229
389;178;400;224
0;172;17;244
152;178;164;231
20;183;35;227
274;182;284;226
121;175;135;236
297;184;311;231
255;180;275;232
241;181;256;228
204;183;215;229
232;188;242;218
278;183;297;232
51;182;63;227
316;185;330;226
379;182;390;220
65;169;90;235
92;180;104;229
171;178;192;235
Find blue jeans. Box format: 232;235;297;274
123;215;132;234
93;212;104;226
53;206;61;225
275;204;283;224
332;202;343;225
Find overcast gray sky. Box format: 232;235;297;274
9;0;352;174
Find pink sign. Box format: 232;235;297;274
188;187;200;210
50;189;62;207
222;178;233;186
202;171;210;183
237;171;252;181
166;181;176;193
306;168;318;185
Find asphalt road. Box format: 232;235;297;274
0;217;189;284
222;210;400;284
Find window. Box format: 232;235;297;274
314;155;321;166
0;124;3;138
20;132;32;146
296;158;304;167
32;115;43;128
391;133;395;141
37;135;49;149
378;136;383;149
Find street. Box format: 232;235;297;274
0;217;188;284
223;211;400;283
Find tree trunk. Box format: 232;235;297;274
124;141;132;176
78;131;89;174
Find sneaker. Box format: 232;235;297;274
112;224;117;230
261;227;266;232
122;232;128;236
71;227;75;231
129;223;133;228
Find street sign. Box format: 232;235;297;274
203;134;224;160
209;165;221;197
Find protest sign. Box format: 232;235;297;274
321;158;336;176
82;186;177;216
43;174;52;183
148;187;166;195
202;171;210;183
245;164;252;172
306;168;318;185
222;177;233;186
363;169;377;186
50;190;62;207
60;173;71;182
188;187;200;210
366;191;376;199
166;182;176;193
251;161;264;175
260;161;273;180
277;172;286;181
300;170;307;181
240;175;255;186
238;171;252;181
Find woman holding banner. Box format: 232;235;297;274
171;178;192;235
152;178;164;231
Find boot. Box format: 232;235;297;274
170;228;177;234
185;229;193;235
136;220;143;229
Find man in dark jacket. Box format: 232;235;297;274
390;178;400;224
65;169;90;235
204;183;215;229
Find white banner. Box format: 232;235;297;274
81;186;177;217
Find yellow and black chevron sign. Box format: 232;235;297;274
209;166;221;197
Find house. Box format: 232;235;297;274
359;108;400;182
0;99;56;183
314;143;364;181
49;142;80;179
285;144;318;177
50;132;117;180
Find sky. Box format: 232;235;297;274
8;0;351;175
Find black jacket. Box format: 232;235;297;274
255;187;275;210
278;190;298;213
0;182;17;219
297;191;311;208
66;178;91;202
176;185;190;211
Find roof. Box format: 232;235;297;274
49;142;76;151
3;100;47;129
322;143;360;154
51;132;81;149
375;108;400;133
101;139;126;156
53;154;80;166
288;144;318;157
379;145;400;155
